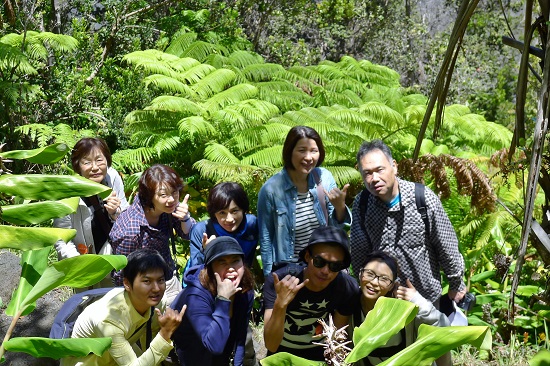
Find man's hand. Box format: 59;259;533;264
157;305;186;341
273;273;309;308
396;279;417;302
448;289;466;303
172;194;191;221
215;272;242;300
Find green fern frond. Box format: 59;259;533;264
143;74;190;94
226;123;291;156
362;89;383;103
125;110;184;132
327;109;387;138
203;143;240;164
16;123;52;146
177;116;217;139
180;63;217;85
358;60;401;87
241;145;283;167
445;104;471;117
33;31;79;53
123;50;180;74
193;159;268;185
192;68;237;99
241;63;285;82
258;90;312;112
165;32;198;57
325;77;369;97
167;57;202;73
228;50;264;68
0;81;22;105
181;41;229;62
201;83;258;112
53;123;86;146
323;166;362;187
255;81;305;94
1;31;78;58
0;43;37;75
149;96;204;115
403;104;427;125
214;100;280;131
358;102;406;132
204;53;229;68
313;64;346;81
313;89;363;108
112;147;157;171
402;93;428;106
286;65;329;86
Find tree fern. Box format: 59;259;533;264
143;74;190;94
241;145;283;167
165;32;198;57
201;83;258;112
177;116;217;139
202;143;240;164
193;158;271;186
226;123;291;156
0;43;36;75
112;147;157;171
241;63;285;82
357;102;407;132
191;68;237;99
257;90;313;112
179;63;217;85
227;50;264;68
323;166;362;187
148;96;204;115
180;41;229;62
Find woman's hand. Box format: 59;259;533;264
172;194;190;221
396;279;417;301
325;184;349;222
215;272;242;300
202;233;217;248
103;191;121;217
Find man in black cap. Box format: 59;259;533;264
262;226;359;361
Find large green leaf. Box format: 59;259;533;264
260;352;324;366
17;255;127;314
0;143;69;164
5;248;50;316
4;337;111;359
1;197;80;225
346;297;418;363
378;325;491;366
529;349;550;366
0;174;111;200
0;226;76;250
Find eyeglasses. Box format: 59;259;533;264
311;255;346;273
359;268;393;287
80;157;106;168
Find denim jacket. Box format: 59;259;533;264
258;167;351;276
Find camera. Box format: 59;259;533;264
457;292;476;311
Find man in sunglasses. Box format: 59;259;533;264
262;226;359;361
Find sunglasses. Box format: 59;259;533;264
311;255;346;272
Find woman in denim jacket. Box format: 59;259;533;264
257;126;351;276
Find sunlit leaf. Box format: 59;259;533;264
1;197;80;225
0;226;76;250
4;337;111;359
0;143;69;164
0;175;111;200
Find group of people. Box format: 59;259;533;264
55;125;466;366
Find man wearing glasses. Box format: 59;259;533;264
262;226;359;361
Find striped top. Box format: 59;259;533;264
293;191;320;256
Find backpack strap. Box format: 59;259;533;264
312;168;329;224
146;306;154;348
414;182;430;239
358;189;370;233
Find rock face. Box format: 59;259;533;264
0;251;63;366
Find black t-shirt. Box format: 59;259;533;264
263;265;359;361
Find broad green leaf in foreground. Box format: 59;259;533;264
5;248;50;316
0;174;111;200
3;337;111;359
0;226;76;250
0;143;69;164
378;324;492;366
260;351;325;366
16;255;127;315
528;349;550;366
1;197;80;225
346;297;418;363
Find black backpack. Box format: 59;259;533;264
358;182;430;238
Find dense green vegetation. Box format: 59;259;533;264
1;0;550;364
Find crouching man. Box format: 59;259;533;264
262;226;359;361
61;248;185;366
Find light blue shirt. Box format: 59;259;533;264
257;167;351;276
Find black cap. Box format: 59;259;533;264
204;236;244;266
298;226;351;268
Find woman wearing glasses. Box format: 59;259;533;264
350;251;449;365
186;182;258;270
54;137;129;263
257;126;351;276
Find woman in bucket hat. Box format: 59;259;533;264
171;237;255;366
